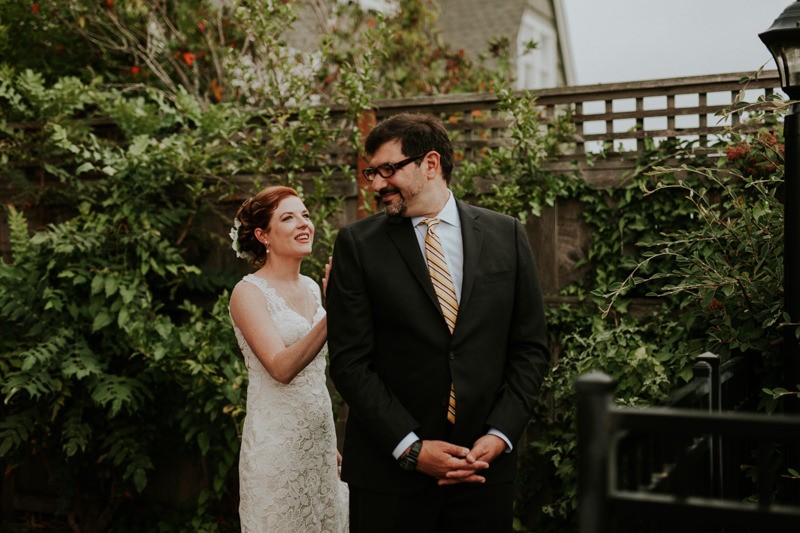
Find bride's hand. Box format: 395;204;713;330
322;256;333;296
337;450;342;478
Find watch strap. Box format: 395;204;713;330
399;439;422;471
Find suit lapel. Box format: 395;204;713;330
385;217;441;312
457;201;483;314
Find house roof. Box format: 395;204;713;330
437;0;527;64
438;0;574;86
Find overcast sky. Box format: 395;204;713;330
561;0;791;85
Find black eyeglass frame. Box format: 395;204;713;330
362;152;427;182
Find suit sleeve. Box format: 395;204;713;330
327;225;419;454
485;218;551;443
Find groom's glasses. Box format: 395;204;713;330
362;153;427;182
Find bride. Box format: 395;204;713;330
228;185;348;532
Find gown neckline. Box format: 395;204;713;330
247;274;320;327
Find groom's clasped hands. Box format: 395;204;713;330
415;434;506;486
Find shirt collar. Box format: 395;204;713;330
412;191;460;228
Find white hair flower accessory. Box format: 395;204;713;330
229;218;252;260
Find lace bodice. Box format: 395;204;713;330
231;274;348;533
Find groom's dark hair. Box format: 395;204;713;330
365;113;454;184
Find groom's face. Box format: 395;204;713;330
368;140;425;218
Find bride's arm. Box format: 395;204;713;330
230;281;327;384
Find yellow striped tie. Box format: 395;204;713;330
421;218;458;424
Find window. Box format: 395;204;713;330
516;10;557;89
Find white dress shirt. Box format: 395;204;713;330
411;192;463;303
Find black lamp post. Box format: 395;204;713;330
760;1;800;414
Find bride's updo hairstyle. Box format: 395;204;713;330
234;185;300;266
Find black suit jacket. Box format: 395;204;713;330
327;199;550;495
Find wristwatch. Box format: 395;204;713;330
398;440;422;471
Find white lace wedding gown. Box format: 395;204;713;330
232;274;348;533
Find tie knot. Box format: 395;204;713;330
422;218;441;233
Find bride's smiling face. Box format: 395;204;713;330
257;196;314;258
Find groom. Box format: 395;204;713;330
327;113;550;532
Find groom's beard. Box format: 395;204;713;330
378;187;408;217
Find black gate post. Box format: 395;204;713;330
695;352;723;498
576;371;615;533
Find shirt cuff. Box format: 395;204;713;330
393;432;420;459
488;428;512;453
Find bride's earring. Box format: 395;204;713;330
265;242;270;254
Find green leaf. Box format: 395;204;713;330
119;284;136;304
76;162;95;174
92;311;113;332
62;410;91;457
154;321;172;339
0;413;33;458
133;467;147;492
104;276;118;297
721;284;735;297
90;375;150;417
61;349;104;380
91;275;105;296
198;432;210;455
117;307;129;329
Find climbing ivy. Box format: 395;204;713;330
477;88;789;531
0;0;514;530
1;1;791;531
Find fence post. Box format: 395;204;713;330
695;352;723;498
695;352;721;412
576;371;615;533
356;109;376;219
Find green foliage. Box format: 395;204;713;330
0;66;252;526
0;30;341;530
2;0;508;109
452;88;578;222
522;303;691;529
2;1;790;531
0;0;98;82
606;162;784;358
0;1;514;529
318;0;512;100
596;107;787;382
541;104;785;531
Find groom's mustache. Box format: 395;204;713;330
378;187;401;199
